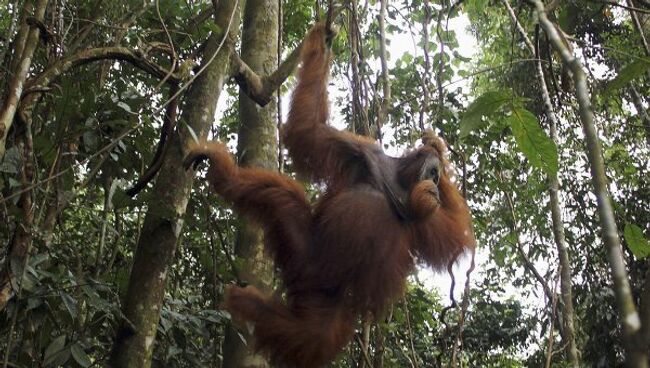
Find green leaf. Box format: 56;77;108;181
43;335;66;366
460;91;511;139
624;224;650;260
116;101;133;114
558;5;579;34
604;58;650;96
70;343;92;367
208;23;223;37
464;0;488;16
61;292;77;318
506;108;558;176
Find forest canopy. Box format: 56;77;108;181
0;0;649;367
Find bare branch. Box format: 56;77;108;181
17;46;181;124
26;46;181;91
627;0;650;55
588;0;650;14
126;85;180;197
377;0;390;142
230;40;303;107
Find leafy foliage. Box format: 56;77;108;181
1;0;649;367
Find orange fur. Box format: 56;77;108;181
186;23;475;367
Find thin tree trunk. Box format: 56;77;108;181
545;272;561;368
0;0;48;159
532;2;648;366
501;1;580;365
376;0;390;141
1;120;35;366
373;322;386;368
629;87;650;147
109;1;242;366
357;320;372;368
0;0;22;92
222;0;278;366
347;0;370;136
0;2;48;310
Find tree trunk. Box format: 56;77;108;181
109;1;242;366
532;2;648;366
221;0;278;367
0;0;48;159
0;0;47;309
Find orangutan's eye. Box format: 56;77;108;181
429;166;439;184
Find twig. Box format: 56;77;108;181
544;269;561;368
450;250;475;367
587;0;650;14
126;85;180;197
499;171;554;301
153;0;178;90
402;296;420;368
154;0;240;114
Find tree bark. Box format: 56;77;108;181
347;0;370;136
0;126;35;311
109;0;242;366
0;0;47;310
0;0;48;159
0;0;21;92
221;0;278;367
376;0;390;141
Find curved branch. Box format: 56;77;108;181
18;46;181;124
126;85;179;197
589;0;650;14
25;46;180;92
230;41;303;107
633;0;650;8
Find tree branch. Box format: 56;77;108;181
125;84;180;197
628;0;650;55
501;185;554;301
589;0;650;14
230;41;303;107
377;0;390;142
633;0;650;8
17;46;181;124
640;260;650;348
26;46;180;91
